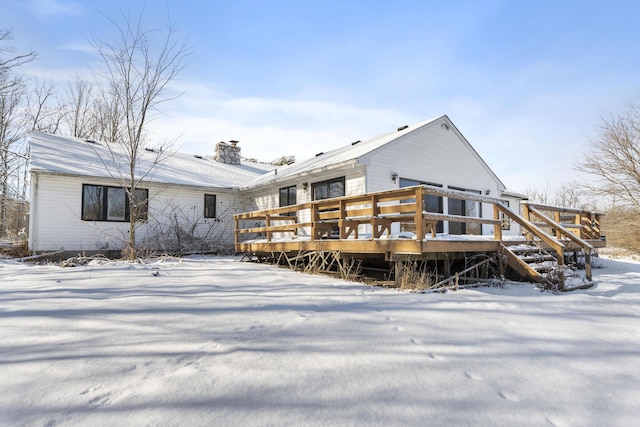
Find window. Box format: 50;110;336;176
82;184;148;222
107;187;126;220
204;194;217;218
279;185;297;216
311;177;345;239
448;187;482;235
312;177;345;201
400;178;444;233
501;200;511;230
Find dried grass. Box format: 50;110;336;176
600;209;640;254
397;261;436;291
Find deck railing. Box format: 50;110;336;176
234;185;603;247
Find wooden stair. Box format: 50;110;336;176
499;242;562;289
496;202;597;291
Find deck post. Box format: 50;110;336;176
493;205;503;242
234;216;239;246
265;215;272;242
371;194;382;238
554;211;562;239
521;203;532;241
585;248;592;281
395;260;403;285
415;186;425;240
311;203;319;241
444;254;451;278
339;199;347;239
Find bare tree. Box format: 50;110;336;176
0;83;25;236
576;104;640;210
62;75;96;138
0;28;37;91
523;182;595;210
25;79;62;133
0;29;37;237
91;12;191;259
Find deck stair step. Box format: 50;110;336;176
532;262;559;274
518;254;557;263
503;239;593;291
508;243;551;254
510;243;559;267
500;241;563;289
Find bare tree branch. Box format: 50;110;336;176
576;104;640;210
0;27;38;237
90;12;192;259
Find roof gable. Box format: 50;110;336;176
241;115;505;190
242;116;444;189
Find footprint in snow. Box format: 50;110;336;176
464;371;482;380
88;392;113;407
81;385;113;407
121;365;137;374
498;390;519;401
544;417;560;426
79;385;100;396
298;311;315;319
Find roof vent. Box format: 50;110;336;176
397;125;408;131
316;152;324;157
351;140;361;145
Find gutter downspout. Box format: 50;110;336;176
29;172;38;255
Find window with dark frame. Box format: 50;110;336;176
279;185;297;216
132;188;149;221
399;178;444;233
448;186;482;235
82;184;148;222
204;194;217;218
311;177;345;201
311;177;345;239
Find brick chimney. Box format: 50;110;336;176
215;140;241;165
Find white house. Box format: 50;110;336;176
242;115;525;236
28;115;525;255
28;133;273;255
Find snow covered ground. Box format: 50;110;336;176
1;256;639;426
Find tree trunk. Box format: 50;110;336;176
129;198;136;260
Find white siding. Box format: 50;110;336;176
363;117;504;235
29;173;244;253
147;184;244;250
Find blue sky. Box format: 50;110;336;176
2;0;640;192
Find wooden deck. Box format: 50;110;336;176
234;185;605;290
